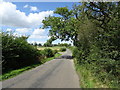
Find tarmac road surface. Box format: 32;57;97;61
2;49;80;88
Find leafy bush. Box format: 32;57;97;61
53;50;58;55
2;32;42;73
72;46;120;88
59;48;66;52
43;48;54;58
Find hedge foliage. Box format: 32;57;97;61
1;32;58;73
59;48;66;52
71;3;120;87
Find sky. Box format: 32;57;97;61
0;1;79;45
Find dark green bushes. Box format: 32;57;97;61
2;32;42;73
70;2;120;88
42;48;54;58
53;50;58;55
59;48;66;52
72;45;120;88
2;32;58;74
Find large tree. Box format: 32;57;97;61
42;2;120;49
42;6;84;46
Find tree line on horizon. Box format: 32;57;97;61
30;42;71;47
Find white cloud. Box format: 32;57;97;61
0;1;53;28
13;32;23;37
29;28;48;39
12;28;32;37
23;4;28;8
30;6;38;11
27;40;45;45
23;4;38;12
31;35;48;39
6;28;12;32
32;28;45;35
16;28;30;33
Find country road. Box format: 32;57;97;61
2;49;80;88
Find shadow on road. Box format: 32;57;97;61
55;55;73;59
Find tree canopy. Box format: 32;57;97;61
42;2;120;87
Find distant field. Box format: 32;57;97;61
37;46;65;50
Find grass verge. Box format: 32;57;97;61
42;53;61;63
0;63;41;81
70;46;119;88
0;53;62;81
74;59;108;88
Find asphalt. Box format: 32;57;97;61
2;49;80;88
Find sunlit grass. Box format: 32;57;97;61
42;53;61;63
74;59;108;88
76;65;108;88
37;46;65;50
0;63;41;81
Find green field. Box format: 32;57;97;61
37;46;65;50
